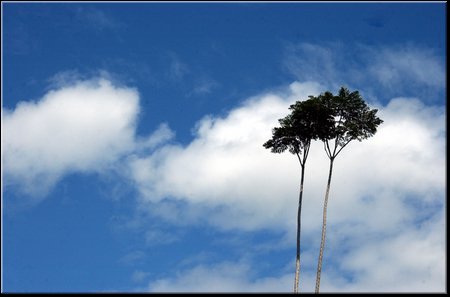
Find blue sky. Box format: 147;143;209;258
2;2;446;293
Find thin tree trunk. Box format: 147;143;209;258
315;158;334;293
294;164;306;293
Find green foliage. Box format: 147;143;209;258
263;86;383;160
263;96;334;156
320;87;383;158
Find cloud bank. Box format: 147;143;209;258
3;78;139;197
128;83;445;232
125;79;444;292
146;260;292;293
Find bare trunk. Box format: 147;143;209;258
315;158;334;293
294;164;306;293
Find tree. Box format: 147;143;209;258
314;87;383;293
263;97;333;293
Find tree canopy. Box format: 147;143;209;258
263;96;334;162
320;87;384;159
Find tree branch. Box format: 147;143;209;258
332;135;339;157
296;152;303;167
303;141;311;162
335;138;353;157
324;140;331;159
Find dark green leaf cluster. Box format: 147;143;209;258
263;96;334;155
263;87;383;157
325;87;383;145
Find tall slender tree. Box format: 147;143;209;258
263;97;333;293
314;87;383;293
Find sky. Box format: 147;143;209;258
1;1;446;293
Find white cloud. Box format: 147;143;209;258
337;210;446;293
3;78;140;197
119;250;146;266
141;210;444;293
74;7;122;31
135;122;175;152
144;228;179;246
368;45;445;90
128;80;445;292
146;260;292;293
131;270;151;283
283;43;445;100
284;43;341;88
144;217;445;293
190;77;220;96
127;81;325;231
167;53;190;81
